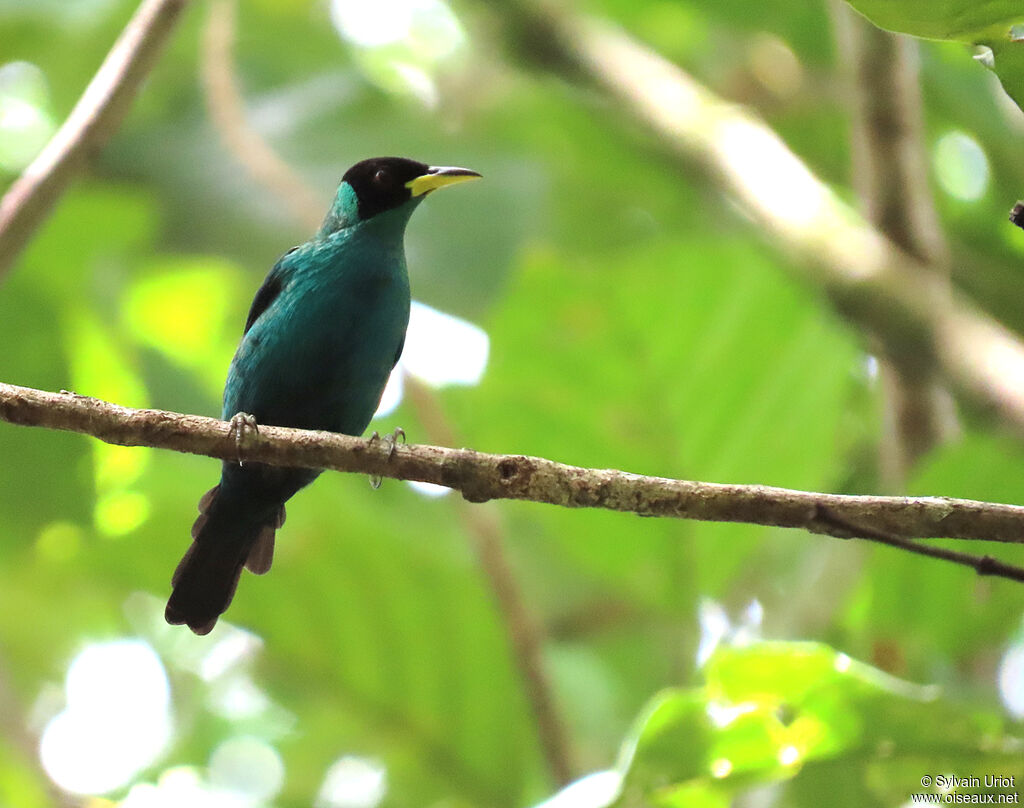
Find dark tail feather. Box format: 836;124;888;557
165;485;285;635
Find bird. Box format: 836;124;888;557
165;157;480;634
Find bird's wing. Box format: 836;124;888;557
243;246;299;335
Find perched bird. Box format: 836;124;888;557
165;157;480;634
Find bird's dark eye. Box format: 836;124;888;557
373;168;390;186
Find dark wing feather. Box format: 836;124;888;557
243;246;299;334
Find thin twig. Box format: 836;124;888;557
200;0;325;227
5;383;1024;557
815;507;1024;583
0;0;189;279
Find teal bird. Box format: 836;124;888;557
165;157;480;634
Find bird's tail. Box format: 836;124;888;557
165;484;285;635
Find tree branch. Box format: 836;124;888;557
0;0;189;281
200;0;325;228
470;0;1024;440
833;5;957;486
404;377;576;786
5;381;1024;564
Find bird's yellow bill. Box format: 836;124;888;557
406;166;481;197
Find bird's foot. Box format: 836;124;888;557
368;427;406;489
228;412;259;466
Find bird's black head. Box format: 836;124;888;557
339;157;481;223
342;157;429;221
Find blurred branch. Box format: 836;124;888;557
0;0;189;280
470;1;1024;439
201;0;326;227
832;6;957;487
5;383;1024;579
405;377;575;786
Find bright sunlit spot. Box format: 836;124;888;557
36;521;84;562
998;634;1024;719
207;672;274;721
95;443;149;492
0;61;55;171
740;599;764;640
316;756;388;808
375;367;404;419
696;598;763;666
329;0;466;103
68;309;149;410
710;758;733;779
863;354;879;383
533;771;622;808
406;480;451;497
715;118;829;229
973;330;1024;412
330;0;460;52
390;62;440;108
94;489;151;537
195;627;281;723
705;700;758;729
777;745;800;766
403;301;490;386
209;736;285;804
374;301;490;419
933;131;990;201
39;640;171;795
199;626;263;682
696;598;730;667
122;261;242;396
120;766;228;808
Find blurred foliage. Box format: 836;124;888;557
604;642;1024;807
1;0;1024;807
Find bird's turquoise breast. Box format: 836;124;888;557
224;217;411;436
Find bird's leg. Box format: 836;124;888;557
385;426;406;458
367;427;406;489
228;412;259;466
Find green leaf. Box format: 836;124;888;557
987;37;1024;112
608;642;1024;807
843;0;1024;109
844;1;1021;40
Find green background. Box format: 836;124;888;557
1;0;1024;806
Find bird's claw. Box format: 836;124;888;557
228;412;259;466
368;426;406;459
368;427;406;488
